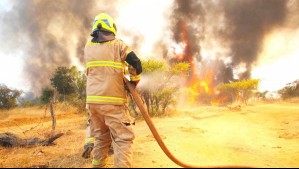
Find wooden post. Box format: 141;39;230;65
50;102;56;131
50;89;57;131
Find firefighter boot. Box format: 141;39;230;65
82;143;94;159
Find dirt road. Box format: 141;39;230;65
0;102;299;168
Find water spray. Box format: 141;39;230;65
124;77;252;168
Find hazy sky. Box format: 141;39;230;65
0;0;24;89
252;28;299;92
0;0;298;93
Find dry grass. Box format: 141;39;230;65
0;103;89;168
284;97;299;103
0;103;83;126
1;102;299;168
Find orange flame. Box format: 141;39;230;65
173;20;229;105
200;81;211;94
211;95;229;106
185;76;214;104
211;100;220;106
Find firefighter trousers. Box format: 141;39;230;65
88;104;135;168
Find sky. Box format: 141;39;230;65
0;0;25;90
252;28;299;92
0;0;299;94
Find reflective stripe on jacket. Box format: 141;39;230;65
84;39;132;105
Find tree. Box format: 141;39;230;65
50;67;76;96
136;60;190;116
50;67;76;101
141;60;166;73
278;79;299;100
217;79;260;105
40;87;54;104
255;91;269;100
238;79;260;104
69;66;86;100
47;66;87;113
0;84;22;110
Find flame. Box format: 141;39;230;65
211;100;220;106
172;20;222;105
172;20;196;75
185;83;200;104
185;77;214;104
211;95;229;106
200;81;211;94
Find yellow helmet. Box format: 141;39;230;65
92;13;117;35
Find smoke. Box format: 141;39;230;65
287;0;299;29
0;0;119;94
167;0;290;85
170;0;204;64
1;0;298;96
220;0;288;79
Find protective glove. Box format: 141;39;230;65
130;81;137;88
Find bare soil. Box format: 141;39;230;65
1;102;299;168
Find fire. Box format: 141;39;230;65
211;100;220;106
172;20;228;105
185;77;214;104
200;81;211;94
211;94;229;106
185;83;200;104
171;20;197;75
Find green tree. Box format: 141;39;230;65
48;66;86;113
70;66;86;100
278;79;299;100
136;60;190;116
217;79;260;105
68;66;86;113
50;66;76;101
0;84;22;110
141;60;166;73
40;87;54;104
155;88;177;114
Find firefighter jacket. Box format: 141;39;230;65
84;38;138;105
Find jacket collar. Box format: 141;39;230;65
91;31;115;43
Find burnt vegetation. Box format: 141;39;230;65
0;132;63;148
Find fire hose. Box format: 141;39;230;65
124;78;252;168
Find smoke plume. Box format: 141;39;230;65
220;0;288;79
1;0;298;96
170;0;205;64
168;0;289;84
0;0;119;94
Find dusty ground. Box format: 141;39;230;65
0;102;299;168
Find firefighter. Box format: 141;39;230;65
84;13;142;168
